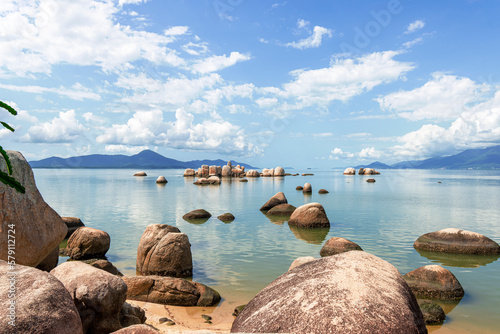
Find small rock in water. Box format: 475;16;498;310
134;171;147;176
218;213;235;223
239;178;248;182
318;189;329;194
302;183;312;193
232;305;246;316
296;186;303;191
156;176;167;184
418;301;445;325
183;209;212;220
366;178;376;183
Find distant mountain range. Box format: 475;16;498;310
356;145;500;170
29;150;258;169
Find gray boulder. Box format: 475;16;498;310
288;202;330;228
414;228;500;255
123;276;221;307
51;261;128;334
0;151;67;267
0;261;83;334
231;251;426;334
136;224;192;278
66;227;110;260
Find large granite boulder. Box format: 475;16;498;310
123;276;221;307
343;167;356;175
274;166;285;176
302;182;312;193
260;192;288;211
207;176;220;184
231;251;427;334
0;261;83;334
155;176;167;184
51;261;128;334
246;170;260;177
358;167;365;175
35;245;59;272
136;224;192;278
0;151;67;267
414;228;500;255
183;168;195;177
320;237;363;257
66;227;110;260
221;165;232;177
288;202;330;228
403;265;464;300
62;217;86;238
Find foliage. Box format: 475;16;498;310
0;101;26;193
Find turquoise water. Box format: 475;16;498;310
33;169;500;332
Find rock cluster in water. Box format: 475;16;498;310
343;167;381;175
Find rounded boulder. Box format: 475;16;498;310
403;265;464;300
66;227;110;260
320;237;363;257
414;228;500;255
288;202;330;228
231;251;427;334
260;192;288;211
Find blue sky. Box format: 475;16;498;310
1;0;500;168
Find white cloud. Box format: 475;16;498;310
329;147;355;159
0;83;101;101
359;147;381;159
285;26;333;49
191;52;251;74
297;19;310;29
183;42;209;56
312;132;333;138
104;145;149;154
22;110;86;143
377;73;489;121
97;108;262;156
164;26;189;36
283;50;414;105
119;0;149;6
390;90;500;159
0;0;184;76
405;20;425;34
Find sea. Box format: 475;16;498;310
32;168;500;333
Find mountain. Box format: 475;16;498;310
355;161;394;169
369;146;500;170
29;150;258;169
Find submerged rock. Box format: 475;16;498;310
320;237;363;257
0;150;67;267
418;301;446;325
123;276;221;307
266;203;296;216
366;178;376;183
403;265;464;300
414;228;500;255
231;251;427;334
218;213;235;222
66;227;110;260
0;261;83;334
183;209;212;220
288;202;330;228
260;192;288;211
318;189;329;194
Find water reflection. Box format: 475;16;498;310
288;224;329;245
415;249;500;268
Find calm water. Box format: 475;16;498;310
33;168;500;333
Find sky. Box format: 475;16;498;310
1;0;500;168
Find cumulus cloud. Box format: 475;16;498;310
22;110;86;143
0;0;184;76
191;52;251;74
97;108;262;156
119;0;149;5
285;26;333;49
377;73;489;121
297;19;310;29
0;83;101;101
405;20;425;34
359;147;382;159
283;50;414;105
329;147;355;159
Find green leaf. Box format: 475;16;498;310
1;121;15;132
0;170;25;193
0;101;18;116
0;146;13;174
